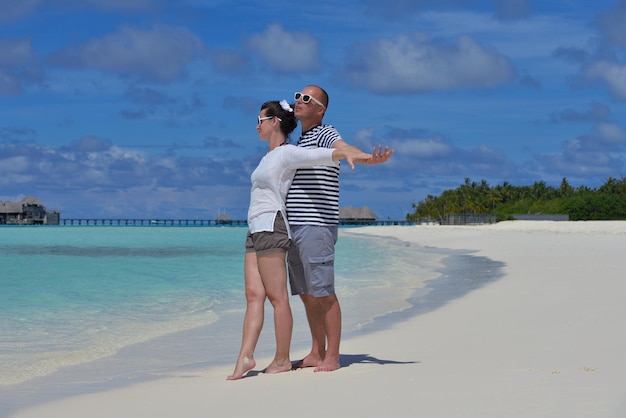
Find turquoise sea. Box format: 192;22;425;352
0;225;502;416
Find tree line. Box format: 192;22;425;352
407;176;626;222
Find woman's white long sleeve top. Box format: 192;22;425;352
247;145;337;236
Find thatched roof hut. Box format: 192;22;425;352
0;201;23;214
21;196;44;206
339;206;377;220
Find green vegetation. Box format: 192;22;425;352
407;176;626;223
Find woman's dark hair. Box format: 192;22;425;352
260;100;298;142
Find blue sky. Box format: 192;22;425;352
1;0;625;220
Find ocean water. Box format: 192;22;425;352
0;225;501;415
1;226;246;387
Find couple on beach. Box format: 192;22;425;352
227;85;393;380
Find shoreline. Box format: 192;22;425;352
0;229;448;418
1;229;446;416
9;221;626;418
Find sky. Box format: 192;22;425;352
1;0;625;221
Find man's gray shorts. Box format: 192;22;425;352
287;225;338;297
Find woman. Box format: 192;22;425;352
227;100;370;380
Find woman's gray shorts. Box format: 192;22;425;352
245;211;291;255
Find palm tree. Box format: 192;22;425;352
559;177;574;198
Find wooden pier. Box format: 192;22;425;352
58;219;416;227
59;219;247;226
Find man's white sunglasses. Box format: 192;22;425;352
294;92;325;107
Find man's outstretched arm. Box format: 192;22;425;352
333;141;394;166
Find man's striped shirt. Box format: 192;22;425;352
286;124;341;226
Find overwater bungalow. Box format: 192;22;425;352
338;205;378;225
0;197;60;225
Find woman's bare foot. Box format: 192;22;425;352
226;356;256;380
264;358;292;374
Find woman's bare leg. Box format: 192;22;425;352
227;252;266;380
257;251;293;374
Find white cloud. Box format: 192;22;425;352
554;123;626;154
393;137;453;158
0;140;251;203
536;120;626;177
51;25;205;82
0;156;30;173
342;33;515;93
585;61;626;100
538;153;618;176
561;141;619;171
421;11;594;63
247;24;321;73
596;122;626;144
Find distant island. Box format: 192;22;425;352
407;176;626;223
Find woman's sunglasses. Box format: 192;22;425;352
257;115;273;125
294;92;325;107
257;115;282;125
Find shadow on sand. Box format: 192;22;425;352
339;353;418;368
242;353;418;378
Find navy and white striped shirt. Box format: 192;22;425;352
286;124;342;226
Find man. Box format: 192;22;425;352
287;85;393;372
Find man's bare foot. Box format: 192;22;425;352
264;358;292;375
226;356;256;380
291;353;322;370
314;357;341;373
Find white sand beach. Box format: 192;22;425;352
10;221;626;418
